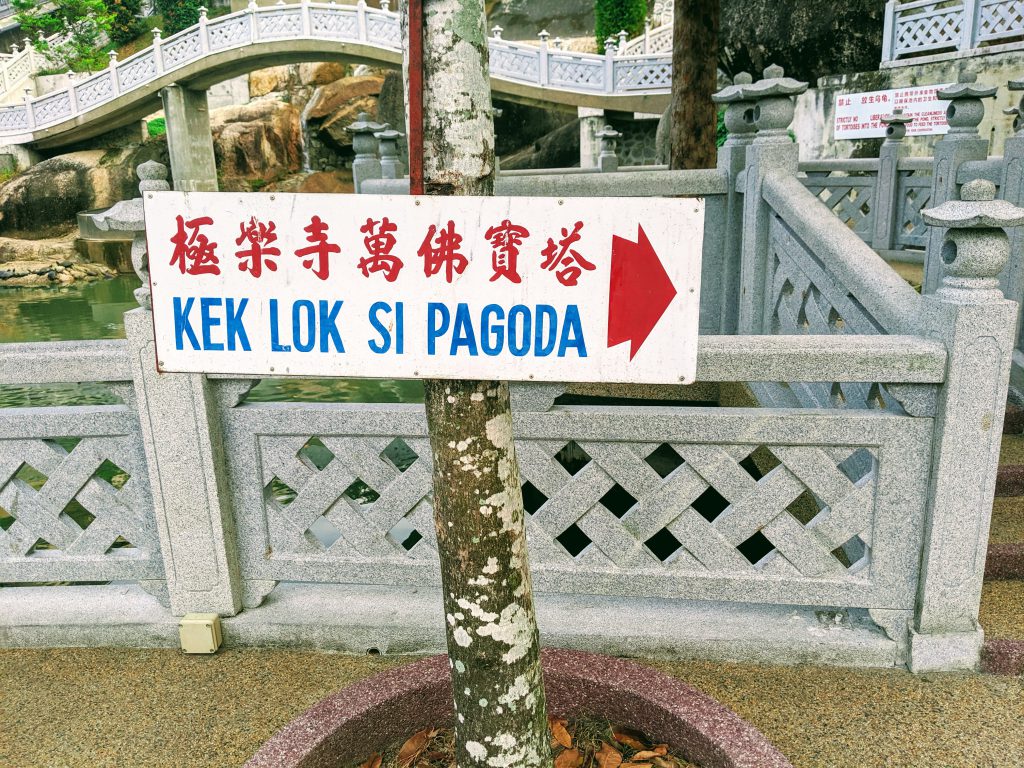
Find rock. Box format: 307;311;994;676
494;99;576;157
296;171;355;194
299;62;349;86
319;96;381;150
249;65;291;97
0;253;115;287
0;233;80;264
377;71;406;134
0;144;167;238
211;100;302;185
655;103;672;165
306;75;385;121
501;118;581;170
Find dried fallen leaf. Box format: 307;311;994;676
397;728;435;767
357;754;382;768
652;745;668;756
632;751;661;760
612;728;647;751
652;757;677;768
595;741;624;768
624;763;653;768
554;747;583;768
549;716;573;749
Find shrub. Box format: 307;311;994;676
147;117;166;137
594;0;648;53
154;0;202;35
13;0;114;72
105;0;145;46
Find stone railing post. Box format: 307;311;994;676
65;70;78;113
249;0;259;43
604;38;616;93
348;111;385;193
538;30;549;87
710;72;756;335
1001;79;1024;399
152;28;164;75
108;50;120;95
374;127;404;179
872;108;912;252
912;179;1024;672
89;160;248;617
961;0;979;51
198;6;210;53
736;65;806;334
22;87;34;129
355;0;368;40
881;0;897;64
922;73;996;294
595;124;621;172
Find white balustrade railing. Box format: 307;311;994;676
0;0;675;143
882;0;1024;64
0;34;61;104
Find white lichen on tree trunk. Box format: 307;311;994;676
402;1;552;766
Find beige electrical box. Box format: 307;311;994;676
179;613;223;654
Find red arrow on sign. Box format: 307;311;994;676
607;224;677;361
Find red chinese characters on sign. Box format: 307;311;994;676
170;215;220;276
358;217;402;282
295;215;341;281
235;217;280;278
484;219;529;283
540;221;596;286
418;220;468;283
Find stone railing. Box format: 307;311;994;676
2;66;1021;674
0;34;61;103
882;0;1024;66
0;0;674;142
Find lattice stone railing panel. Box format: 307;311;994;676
799;173;876;241
491;43;540;83
614;57;672;91
75;73;115;110
225;405;931;609
0;406;161;584
118;51;158;90
309;8;356;38
209;14;252;49
977;0;1024;42
895;171;933;249
548;54;604;91
161;30;203;68
0;105;28;132
894;1;964;55
257;8;303;39
366;10;401;47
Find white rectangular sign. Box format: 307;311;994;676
834;83;953;140
144;192;704;384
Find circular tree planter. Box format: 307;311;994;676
246;649;792;768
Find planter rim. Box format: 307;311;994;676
246;648;792;768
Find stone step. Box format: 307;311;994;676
985;497;1024;579
1004;404;1024;435
979;580;1024;675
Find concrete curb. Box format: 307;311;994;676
981;638;1024;676
995;464;1024;496
985;543;1024;579
245;649;793;768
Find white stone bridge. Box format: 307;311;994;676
0;0;673;151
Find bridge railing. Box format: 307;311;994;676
881;0;1024;66
0;0;678;144
2;67;1019;673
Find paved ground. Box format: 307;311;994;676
1;647;1023;768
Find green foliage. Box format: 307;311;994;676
594;0;647;53
716;109;727;147
14;0;114;72
147;117;166;137
105;0;145;46
154;0;202;35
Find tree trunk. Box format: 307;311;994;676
404;2;552;766
669;0;720;169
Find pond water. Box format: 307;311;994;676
0;274;424;406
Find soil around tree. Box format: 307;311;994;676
355;716;699;768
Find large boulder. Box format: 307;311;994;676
309;75;386;151
299;62;349;86
0;143;167;239
249;65;292;98
500;118;580;170
211;100;302;186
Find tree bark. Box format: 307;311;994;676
669;0;720;170
403;2;551;766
